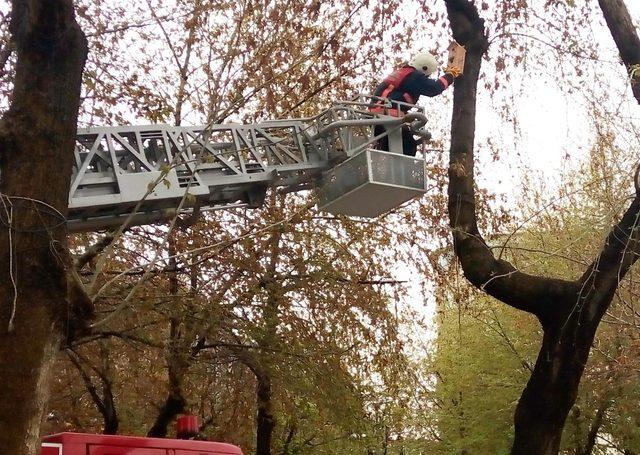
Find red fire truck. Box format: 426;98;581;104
41;416;244;455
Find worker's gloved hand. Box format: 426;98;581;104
440;72;455;87
444;65;463;78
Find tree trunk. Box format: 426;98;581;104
253;222;282;455
147;391;186;438
0;1;87;453
147;316;188;437
256;373;275;455
511;325;594;454
443;1;640;454
598;0;640;104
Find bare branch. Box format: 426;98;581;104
598;0;640;103
74;233;115;271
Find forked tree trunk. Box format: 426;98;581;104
443;0;640;454
0;1;87;453
67;346;119;435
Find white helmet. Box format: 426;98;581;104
411;52;439;76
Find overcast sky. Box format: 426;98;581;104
477;2;640;197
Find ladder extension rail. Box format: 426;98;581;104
68;99;428;232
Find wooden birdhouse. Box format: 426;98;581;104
447;41;466;71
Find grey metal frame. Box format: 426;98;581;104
68;96;429;231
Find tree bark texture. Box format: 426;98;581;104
444;0;640;454
0;1;87;453
254;227;283;455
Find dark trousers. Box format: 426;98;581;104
374;125;418;157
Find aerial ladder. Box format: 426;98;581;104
68;95;431;232
45;99;432;454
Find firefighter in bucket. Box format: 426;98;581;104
371;45;464;157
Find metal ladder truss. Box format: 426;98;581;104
68;95;430;232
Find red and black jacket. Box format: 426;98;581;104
371;66;454;116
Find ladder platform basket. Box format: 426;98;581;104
318;148;426;217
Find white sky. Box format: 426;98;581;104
478;2;640;197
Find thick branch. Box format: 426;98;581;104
70;330;164;349
147;319;189;438
74;234;115;271
445;0;578;322
0;40;13;79
598;0;640;103
578;194;640;325
575;0;640;324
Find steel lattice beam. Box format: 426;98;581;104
67;98;427;231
